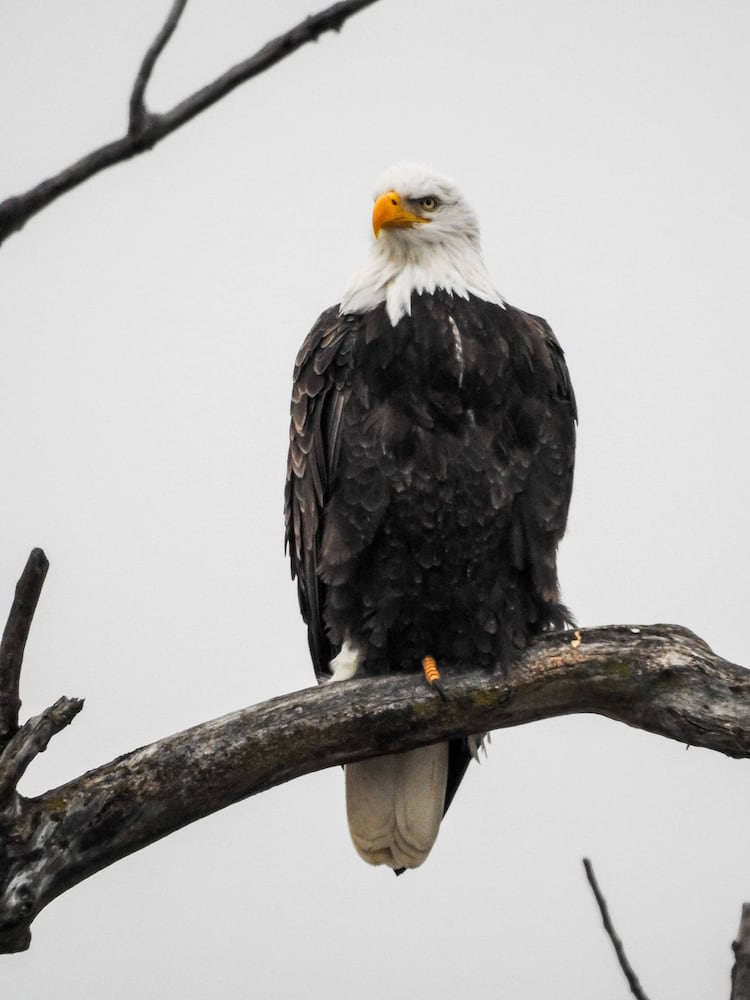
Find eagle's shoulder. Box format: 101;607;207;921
512;306;578;420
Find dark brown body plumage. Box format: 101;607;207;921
285;289;576;809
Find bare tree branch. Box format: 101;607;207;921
1;547;750;955
0;548;48;747
732;905;750;1000
583;858;651;1000
0;0;382;246
0;697;84;808
129;0;189;134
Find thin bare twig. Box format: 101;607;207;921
583;858;651;1000
0;549;49;747
0;0;382;246
129;0;189;134
0;696;83;807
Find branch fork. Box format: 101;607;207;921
0;550;82;951
0;552;83;790
0;697;83;808
0;0;381;246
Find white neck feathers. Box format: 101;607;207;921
340;233;504;326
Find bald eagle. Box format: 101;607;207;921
286;164;576;871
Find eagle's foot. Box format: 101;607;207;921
421;655;447;702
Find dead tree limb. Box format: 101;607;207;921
732;905;750;1000
0;0;382;247
129;0;189;134
1;550;750;952
583;858;651;1000
0;697;84;809
0;548;48;747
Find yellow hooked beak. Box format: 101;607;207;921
372;191;431;238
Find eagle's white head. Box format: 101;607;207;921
340;163;504;325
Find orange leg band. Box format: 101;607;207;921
422;656;447;701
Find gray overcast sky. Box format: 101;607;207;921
2;1;750;996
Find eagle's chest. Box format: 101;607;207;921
348;301;488;447
338;304;509;535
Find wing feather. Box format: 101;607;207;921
285;306;355;679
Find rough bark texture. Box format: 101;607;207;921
1;597;750;951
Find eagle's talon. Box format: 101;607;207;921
431;678;447;702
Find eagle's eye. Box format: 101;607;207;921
419;196;438;212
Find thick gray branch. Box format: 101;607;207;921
0;0;381;246
1;622;749;952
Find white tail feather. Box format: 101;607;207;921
345;742;450;870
